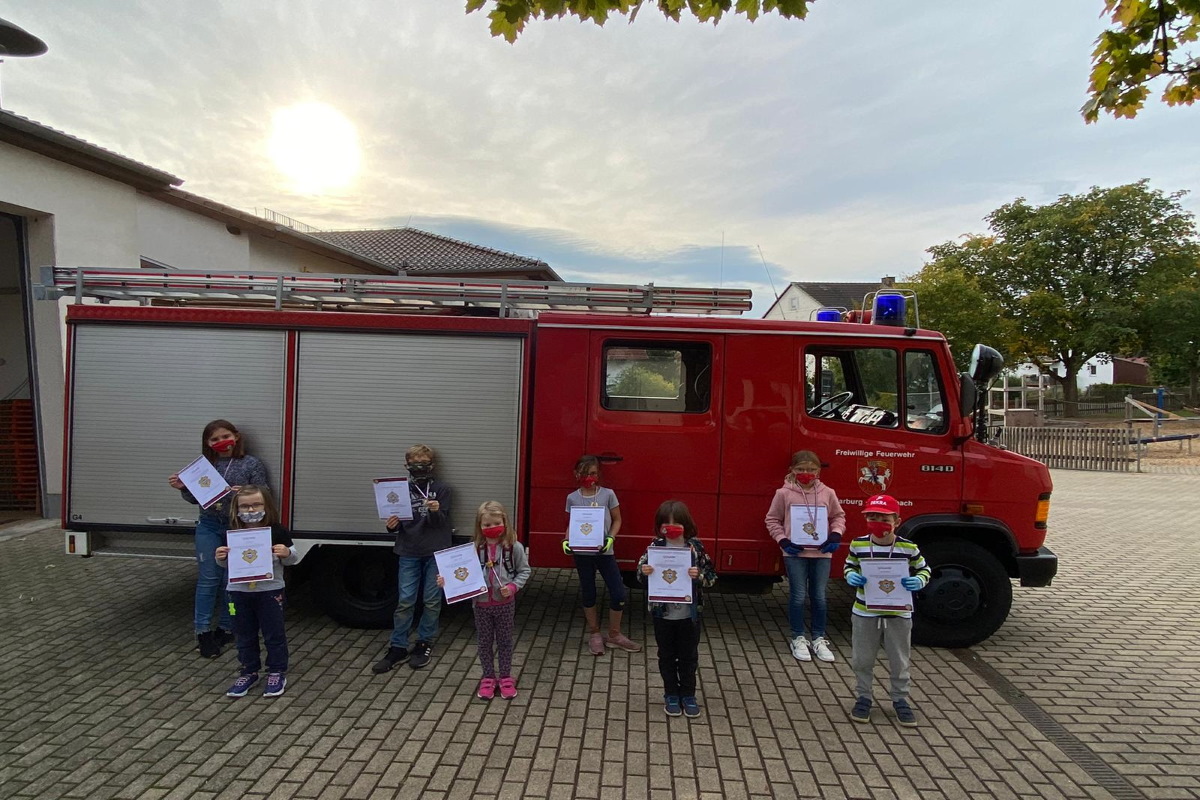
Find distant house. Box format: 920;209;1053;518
1009;356;1151;390
310;228;560;282
763;276;897;321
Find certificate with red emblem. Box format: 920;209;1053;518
178;455;232;509
226;527;274;584
434;543;488;604
646;546;693;604
860;558;913;611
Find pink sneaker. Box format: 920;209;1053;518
588;631;605;655
605;632;642;652
477;678;496;700
498;677;517;699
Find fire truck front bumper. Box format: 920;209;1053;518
1015;547;1057;587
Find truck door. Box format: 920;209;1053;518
800;341;961;522
583;331;723;568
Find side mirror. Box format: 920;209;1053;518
968;344;1004;384
958;373;977;416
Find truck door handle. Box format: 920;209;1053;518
146;517;197;525
596;453;623;464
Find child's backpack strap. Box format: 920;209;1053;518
502;544;516;573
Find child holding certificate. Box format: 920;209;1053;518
437;501;531;700
637;500;717;718
764;450;846;664
563;455;639;655
166;419;269;658
214;485;298;699
373;444;454;674
843;494;930;727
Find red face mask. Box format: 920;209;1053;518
865;520;893;538
481;524;505;540
794;472;816;485
661;524;685;539
580;475;599;488
212;438;236;453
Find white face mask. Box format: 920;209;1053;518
238;510;267;524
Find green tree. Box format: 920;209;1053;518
1084;1;1200;122
607;364;677;397
903;251;1017;372
912;181;1197;407
1143;273;1200;402
467;1;1200;121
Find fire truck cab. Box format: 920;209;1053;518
45;267;1055;648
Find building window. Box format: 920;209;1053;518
1088;364;1097;375
789;297;799;311
602;341;711;413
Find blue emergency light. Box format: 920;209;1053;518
872;292;907;327
815;308;842;322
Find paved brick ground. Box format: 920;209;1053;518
0;470;1196;800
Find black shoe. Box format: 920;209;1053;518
409;641;433;670
372;646;409;674
197;631;220;659
893;699;919;727
214;629;234;649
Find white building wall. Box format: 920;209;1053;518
763;285;821;321
1;141;375;512
137;196;250;270
1009;356;1115;391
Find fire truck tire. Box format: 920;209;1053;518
911;539;1012;648
312;547;398;629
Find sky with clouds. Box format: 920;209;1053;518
2;0;1197;315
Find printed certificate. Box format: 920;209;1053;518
373;477;414;521
434;543;488;604
860;558;913;611
789;504;830;547
646;546;693;604
226;527;275;584
568;506;605;552
178;455;232;509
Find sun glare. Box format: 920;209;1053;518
268;103;361;193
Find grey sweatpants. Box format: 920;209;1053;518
851;614;912;703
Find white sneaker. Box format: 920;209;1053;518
790;636;812;661
811;637;836;663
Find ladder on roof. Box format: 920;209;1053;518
36;267;753;317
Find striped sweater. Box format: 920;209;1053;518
843;535;931;619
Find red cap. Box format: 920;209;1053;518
862;494;900;515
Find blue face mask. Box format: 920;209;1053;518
238;510;266;524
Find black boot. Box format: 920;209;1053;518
197;630;219;658
213;628;234;650
372;646;409;674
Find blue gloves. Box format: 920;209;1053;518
901;576;925;591
818;534;842;554
846;571;867;587
779;538;804;556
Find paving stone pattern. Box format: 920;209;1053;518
0;470;1196;800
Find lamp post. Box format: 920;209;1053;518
0;16;48;109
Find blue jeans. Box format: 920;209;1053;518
784;556;831;639
231;589;288;674
390;556;441;648
194;516;232;634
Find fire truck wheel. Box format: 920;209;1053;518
911;539;1012;648
312;547;398;629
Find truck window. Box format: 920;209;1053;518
904;350;947;433
804;347;898;427
602;341;711;413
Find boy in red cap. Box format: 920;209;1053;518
843;494;930;726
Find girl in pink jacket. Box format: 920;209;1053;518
765;450;846;663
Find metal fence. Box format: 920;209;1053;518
999;427;1133;472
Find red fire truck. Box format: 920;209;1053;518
44;267;1055;648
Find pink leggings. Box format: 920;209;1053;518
474;601;516;678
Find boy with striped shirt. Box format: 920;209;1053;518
843;494;930;726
